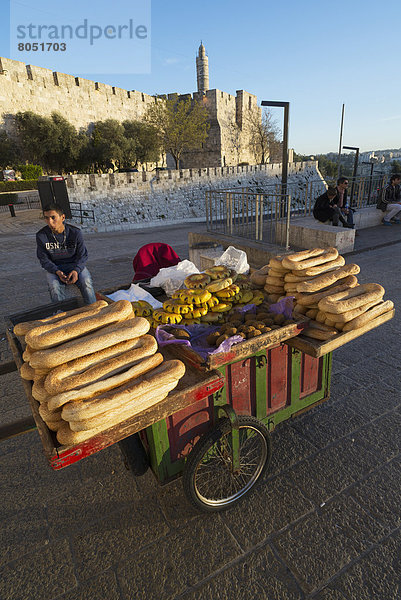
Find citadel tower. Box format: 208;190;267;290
196;42;209;93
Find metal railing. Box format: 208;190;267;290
0;194;40;213
205;189;292;246
70;202;95;223
206;174;390;246
298;173;388;217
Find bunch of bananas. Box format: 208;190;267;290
131;300;153;317
152;308;183;325
215;284;240;299
149;273;268;328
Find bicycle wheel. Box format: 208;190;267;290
183;415;271;512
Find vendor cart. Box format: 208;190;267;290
1;295;394;512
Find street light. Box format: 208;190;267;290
342;145;359;204
261;100;290;248
261;100;290;198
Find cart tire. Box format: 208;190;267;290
183;416;271;512
118;433;149;476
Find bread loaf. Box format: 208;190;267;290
297;264;360;293
20;362;35;380
296;276;358;305
57;422;105;445
13;301;108;336
68;381;178;432
317;283;384;314
282;248;338;271
47;352;164;411
302;321;338;340
30;317;150;370
31;376;49;403
342;300;394;331
26;300;133;350
323;298;383;324
45;334;158;395
61;359;185;421
294;255;345;277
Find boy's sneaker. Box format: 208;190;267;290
382;220;392;226
392;219;401;224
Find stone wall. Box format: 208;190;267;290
0;56;266;169
66;161;324;232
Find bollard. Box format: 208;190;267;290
8;204;16;217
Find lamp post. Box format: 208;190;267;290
261;101;289;197
261;100;290;248
342;145;359;204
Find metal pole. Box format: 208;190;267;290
282;102;289;203
351;148;359;204
261;100;290;219
285;193;291;250
337;104;345;179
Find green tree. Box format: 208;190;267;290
0;131;19;168
317;154;338;179
390;160;401;175
145;96;209;169
47;112;81;173
15;111;55;167
91;119;128;171
122;120;161;166
15;111;83;173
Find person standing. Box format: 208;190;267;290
36;203;97;304
379;174;401;225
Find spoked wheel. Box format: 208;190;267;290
183;415;271;512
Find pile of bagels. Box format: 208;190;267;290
257;247;393;341
14;300;185;446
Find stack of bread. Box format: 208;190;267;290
15;300;185;446
266;248;393;340
150;266;265;326
249;256;292;303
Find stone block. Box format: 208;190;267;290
276;217;355;253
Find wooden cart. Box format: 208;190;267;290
1;297;394;512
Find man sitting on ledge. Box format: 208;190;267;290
313;187;353;228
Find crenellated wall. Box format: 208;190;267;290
0;56;265;168
64;161;324;232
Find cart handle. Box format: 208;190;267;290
214;404;240;472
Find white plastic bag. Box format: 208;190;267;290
106;284;162;308
150;260;199;296
215;246;249;274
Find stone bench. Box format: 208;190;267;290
276;206;384;254
276;218;355;254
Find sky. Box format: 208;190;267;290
1;0;400;155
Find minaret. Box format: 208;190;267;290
196;42;209;93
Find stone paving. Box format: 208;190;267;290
0;210;400;599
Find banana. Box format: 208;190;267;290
251;291;265;305
204;265;231;280
239;290;254;304
185;305;208;319
131;301;153;317
211;302;232;313
163;298;193;314
216;284;240;299
206;295;220;309
179;289;212;305
206;277;233;293
152;309;183;324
